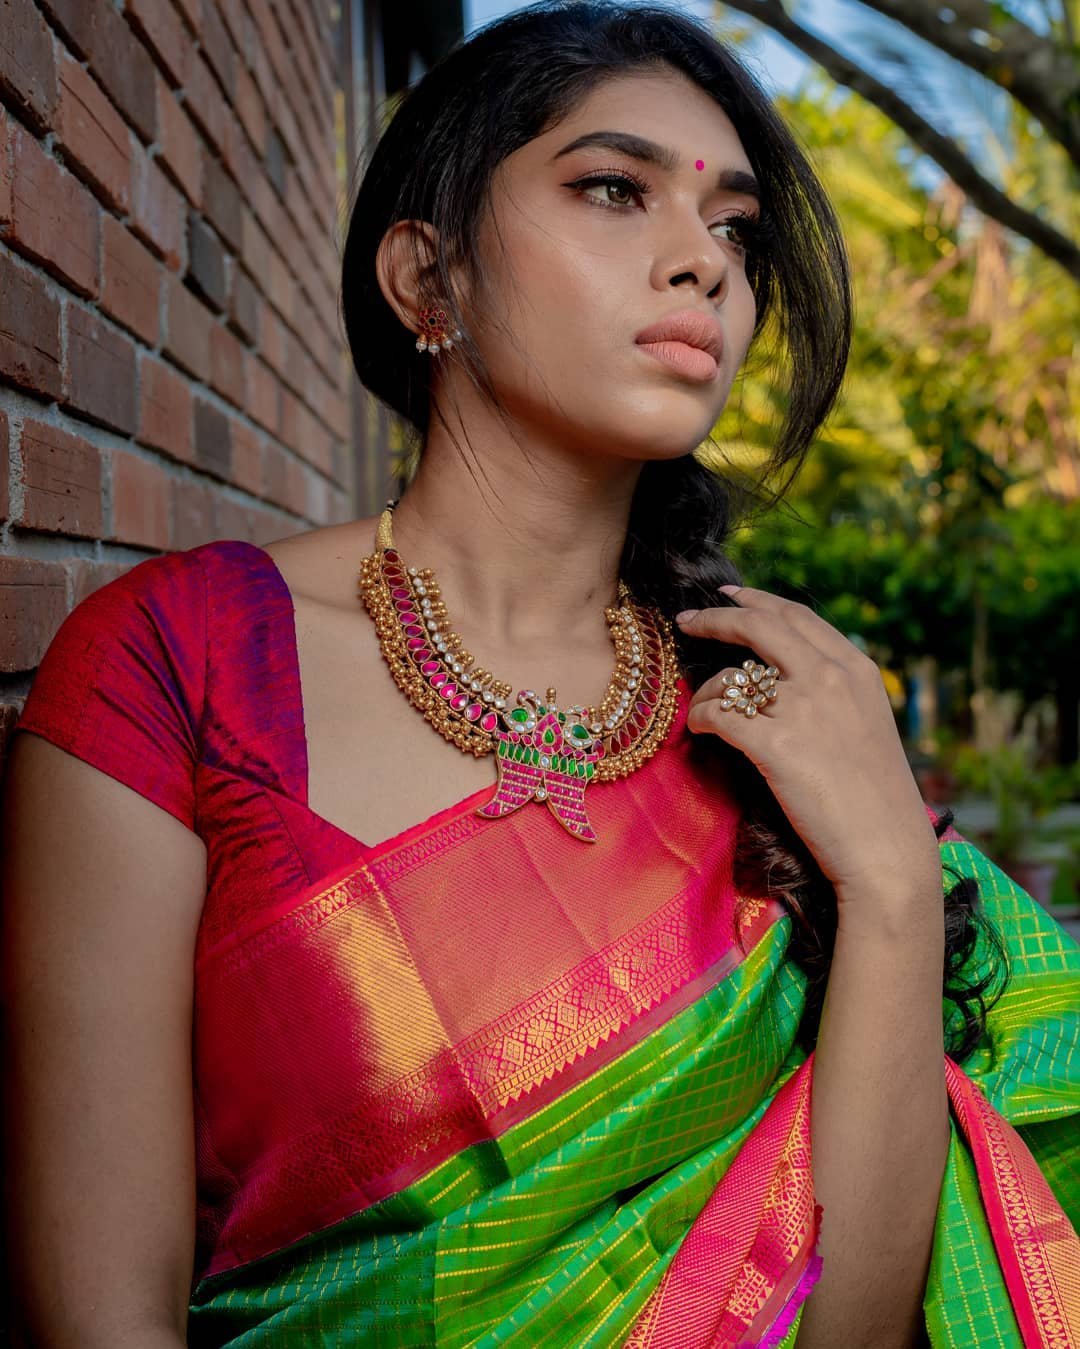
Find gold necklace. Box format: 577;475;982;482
357;503;682;842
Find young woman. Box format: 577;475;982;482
4;4;1077;1345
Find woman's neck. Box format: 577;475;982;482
390;439;645;649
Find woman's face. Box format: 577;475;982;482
462;66;762;465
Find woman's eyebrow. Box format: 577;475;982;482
551;129;760;199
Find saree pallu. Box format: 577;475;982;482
186;690;1080;1346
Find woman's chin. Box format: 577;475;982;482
602;399;727;455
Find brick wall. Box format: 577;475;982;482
0;0;356;775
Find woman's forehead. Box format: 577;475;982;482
518;74;751;175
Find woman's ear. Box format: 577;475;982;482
375;218;444;334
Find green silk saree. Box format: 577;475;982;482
185;730;1079;1347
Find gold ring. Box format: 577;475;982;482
718;660;782;718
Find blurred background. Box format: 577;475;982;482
1;0;1076;929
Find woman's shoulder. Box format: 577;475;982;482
246;516;383;611
45;537;278;648
13;539;268;830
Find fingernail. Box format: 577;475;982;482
676;610;699;623
719;585;740;595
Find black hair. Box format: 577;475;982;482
339;0;1008;1060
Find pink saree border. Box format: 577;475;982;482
624;1054;821;1348
944;1057;1080;1349
197;855;786;1280
622;1052;1080;1349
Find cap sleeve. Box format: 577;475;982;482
14;549;207;831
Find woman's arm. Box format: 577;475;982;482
677;590;955;1346
797;881;950;1348
1;733;206;1347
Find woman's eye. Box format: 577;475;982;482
712;218;754;252
570;174;764;257
572;173;648;208
601;181;635;207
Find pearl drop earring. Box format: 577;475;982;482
415;304;463;354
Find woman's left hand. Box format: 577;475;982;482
676;586;942;910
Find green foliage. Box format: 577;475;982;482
983;497;1080;696
713;71;1079;761
949;745;1080;861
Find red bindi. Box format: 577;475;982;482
694;159;705;171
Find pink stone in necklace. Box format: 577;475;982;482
476;693;606;842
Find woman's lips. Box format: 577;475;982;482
636;340;719;383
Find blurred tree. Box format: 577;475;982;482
707;71;1079;760
718;0;1080;278
984;497;1080;762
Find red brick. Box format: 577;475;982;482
280;387;304;453
240;130;274;229
304;465;329;524
69;557;133;606
10;123;100;299
217;0;246;52
64;304;137;435
330;437;347;486
247;17;275;120
210;495;256;541
193;395;231;479
110;446;170;548
0;555;68;672
0;0;57;133
42;0;158;143
17;418;105;538
187;211;226;311
170;0;199;32
0;407;8;522
200;0;235;99
123;0;193;88
285;165;313;245
285;325;311;399
101;215;160;345
233;58;266;157
222;106;256;202
240;206;271;289
55;50;131;214
170;474;216;550
316;373;350;442
262;437;287;508
286;454;306;516
328;485;352;527
185;51;229;157
305;323;340;400
37;0;97;61
247;352;281;436
130;141;185;270
0;250;62;399
228;266;257;343
229;418;262;496
265;248;295;328
269;104;300;198
248;0;292;123
292;337;315;404
209;320;245;409
138;352;193;462
305;412;334;478
203;154;241;253
154;71;202;207
0;104;11;232
164;271;213;382
258;304;288;376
